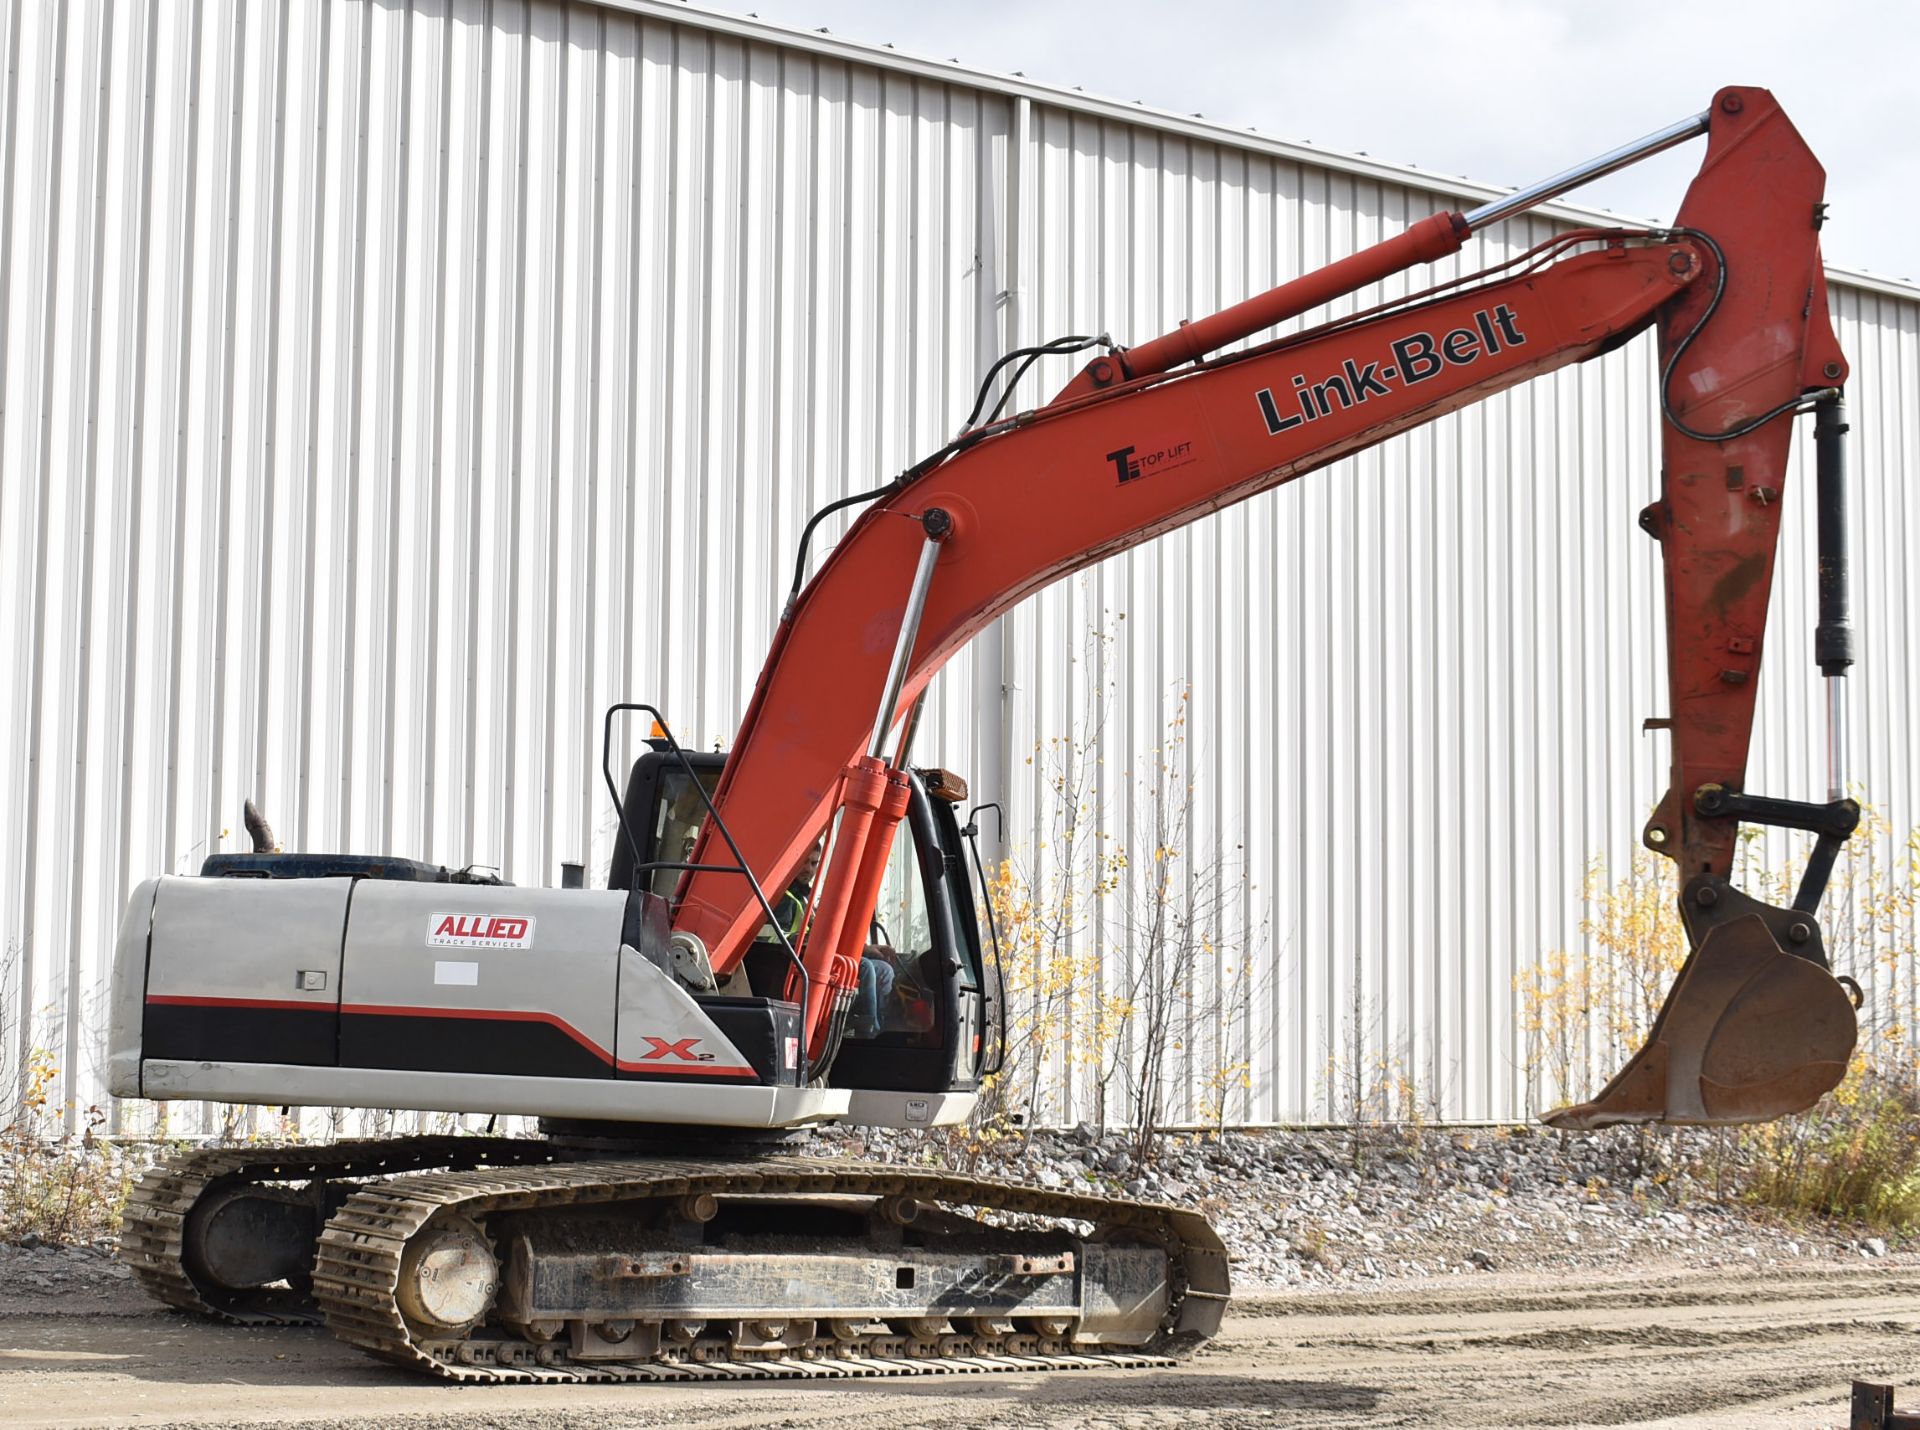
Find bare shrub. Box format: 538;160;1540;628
1320;1003;1437;1171
1740;1067;1920;1228
971;624;1268;1161
1;1049;140;1244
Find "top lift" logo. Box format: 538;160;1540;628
1106;438;1198;485
1254;303;1526;436
427;913;536;949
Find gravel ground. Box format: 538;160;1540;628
3;1127;1918;1428
0;1241;135;1318
7;1262;1920;1428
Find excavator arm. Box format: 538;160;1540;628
1550;89;1858;1128
674;87;1860;1123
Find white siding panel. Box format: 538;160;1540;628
4;0;1918;1131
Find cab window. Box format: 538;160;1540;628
647;767;720;900
858;820;940;1041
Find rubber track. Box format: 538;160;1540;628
310;1153;1230;1383
120;1137;565;1325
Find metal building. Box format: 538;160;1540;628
5;0;1917;1131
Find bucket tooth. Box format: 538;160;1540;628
1543;912;1856;1130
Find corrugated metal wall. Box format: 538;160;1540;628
4;0;1916;1130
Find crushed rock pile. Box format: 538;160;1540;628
811;1123;1910;1290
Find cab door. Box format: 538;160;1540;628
827;773;985;1094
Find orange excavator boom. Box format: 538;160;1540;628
674;87;1860;1120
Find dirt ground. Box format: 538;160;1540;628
3;1260;1918;1429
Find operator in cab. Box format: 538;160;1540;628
758;838;896;1038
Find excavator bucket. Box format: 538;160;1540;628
1544;912;1857;1130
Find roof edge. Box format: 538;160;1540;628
598;0;1917;302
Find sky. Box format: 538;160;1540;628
695;0;1918;284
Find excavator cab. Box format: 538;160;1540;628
608;749;994;1100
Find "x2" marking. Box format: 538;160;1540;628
638;1035;712;1062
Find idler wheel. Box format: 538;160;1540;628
394;1217;498;1335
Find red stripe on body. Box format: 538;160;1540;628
146;994;329;1013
